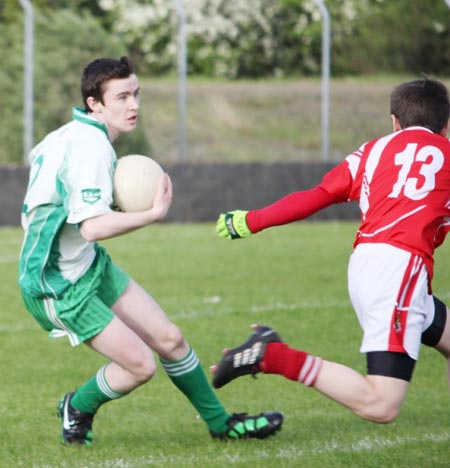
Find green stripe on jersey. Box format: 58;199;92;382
19;205;69;298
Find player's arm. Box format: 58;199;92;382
217;159;355;240
80;173;172;242
216;186;336;239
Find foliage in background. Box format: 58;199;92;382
0;8;150;164
97;0;450;78
2;0;449;80
98;0;323;78
332;0;450;75
1;0;449;164
0;0;111;25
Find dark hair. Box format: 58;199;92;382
81;56;135;112
390;77;450;134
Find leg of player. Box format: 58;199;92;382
212;325;409;423
311;360;409;422
87;317;157;393
212;296;449;424
430;305;450;388
57;317;155;446
280;294;450;420
111;279;283;440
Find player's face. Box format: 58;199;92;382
95;74;140;142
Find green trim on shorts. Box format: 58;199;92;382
21;247;130;346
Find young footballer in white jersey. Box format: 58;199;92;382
18;56;283;446
212;77;450;424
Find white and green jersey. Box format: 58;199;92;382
19;107;116;298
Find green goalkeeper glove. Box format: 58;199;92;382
216;210;252;239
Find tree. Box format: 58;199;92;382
331;0;450;75
0;8;150;164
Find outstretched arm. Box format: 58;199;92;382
247;186;336;233
216;186;336;239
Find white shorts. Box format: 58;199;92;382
348;243;434;360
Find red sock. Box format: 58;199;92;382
260;342;322;387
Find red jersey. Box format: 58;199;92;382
246;127;450;281
320;127;450;279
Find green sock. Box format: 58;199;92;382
71;365;125;414
161;347;230;434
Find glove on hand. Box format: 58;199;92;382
216;210;251;239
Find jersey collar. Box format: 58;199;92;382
403;126;433;133
72;107;109;138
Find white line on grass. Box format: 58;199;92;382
170;293;450;321
170;299;351;321
30;432;450;468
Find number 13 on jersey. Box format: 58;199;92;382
388;143;444;201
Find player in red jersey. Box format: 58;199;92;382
211;77;450;423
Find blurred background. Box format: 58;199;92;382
1;0;449;167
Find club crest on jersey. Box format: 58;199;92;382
233;342;262;368
81;188;101;204
394;315;402;334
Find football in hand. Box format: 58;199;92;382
113;154;164;212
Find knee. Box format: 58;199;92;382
129;351;157;385
367;410;399;424
358;399;400;424
157;323;186;358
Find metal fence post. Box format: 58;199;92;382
314;0;330;162
173;0;187;162
18;0;34;164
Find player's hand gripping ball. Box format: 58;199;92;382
113;154;164;212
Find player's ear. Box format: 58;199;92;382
86;96;103;113
440;119;450;137
391;114;401;132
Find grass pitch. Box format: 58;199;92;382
1;222;449;467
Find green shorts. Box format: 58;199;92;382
21;247;130;346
